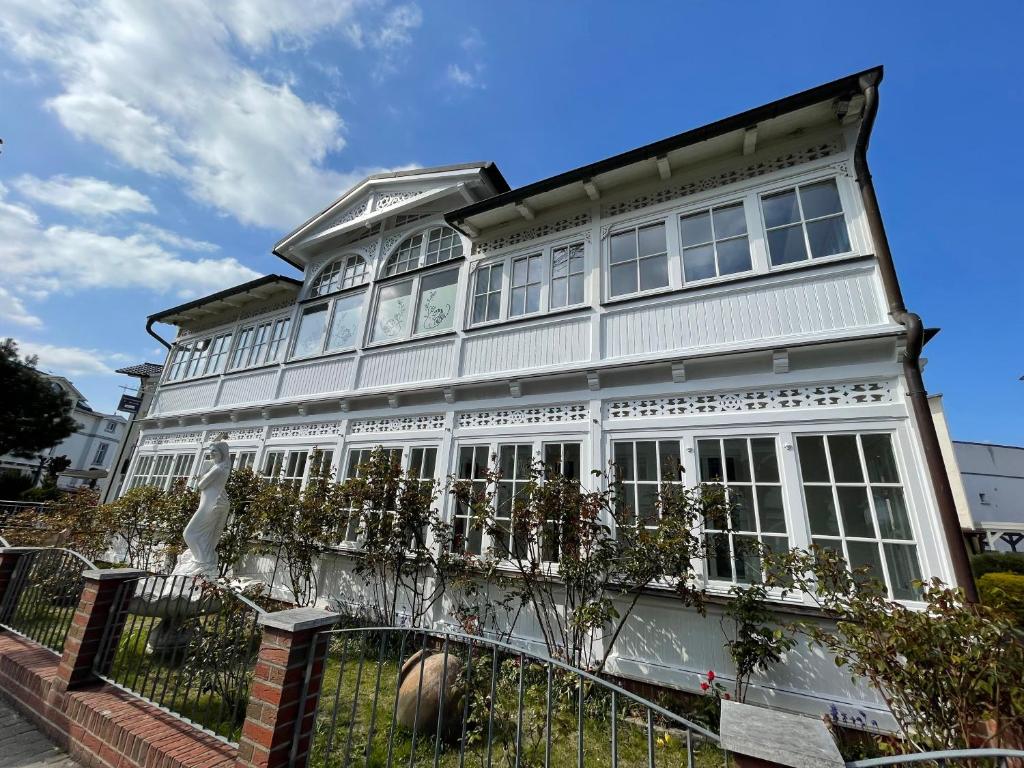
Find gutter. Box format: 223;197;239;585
146;317;171;350
853;70;978;601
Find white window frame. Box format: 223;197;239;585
381;226;464;279
92;442;109;465
678;200;755;285
289;290;367;360
758;177;853;269
368;265;462;346
227;314;292;372
467;237;588;329
309;254;369;298
261;447;334;490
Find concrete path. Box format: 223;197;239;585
0;698;81;768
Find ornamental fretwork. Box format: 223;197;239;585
349;414;446;434
605;381;894;419
473;213;592;255
457;404;589;429
140;431;204;448
268;421;344;439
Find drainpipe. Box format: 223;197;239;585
146;317;172;350
853;71;977;601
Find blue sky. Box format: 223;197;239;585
0;1;1021;444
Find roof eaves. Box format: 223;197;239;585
147;274;302;323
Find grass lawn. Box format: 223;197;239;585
309;633;725;768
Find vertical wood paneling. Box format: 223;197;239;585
217;370;278;406
278;357;354;398
150;380;218;415
358;340;455;388
460;317;591;376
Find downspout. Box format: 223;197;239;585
146;317;172;350
853;71;978;601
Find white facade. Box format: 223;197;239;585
0;375;127;489
123;70;966;726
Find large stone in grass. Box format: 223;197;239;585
395;648;465;741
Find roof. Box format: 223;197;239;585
148;274;302;327
273;161;510;268
447;67;882;232
115;362;164;378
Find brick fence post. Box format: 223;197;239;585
235;608;339;768
719;699;844;768
0;547;36;620
52;567;147;694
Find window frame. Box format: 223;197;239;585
309;254;369;298
225;313;293;372
367;265;461;346
381;225;464;279
759;177;853;268
678;200;755;285
607;220;671;300
466;237;588;329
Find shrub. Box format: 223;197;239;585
978;572;1024;626
972;552;1024;578
0;469;34;500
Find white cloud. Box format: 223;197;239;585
0;189;260;301
14;174;155;217
134;224;220;253
0;0;418;230
447;27;486;90
15;340;117;377
447;63;484;90
0;286;43;328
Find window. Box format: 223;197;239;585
127;455;154;490
495;444;533;557
510;255;542;317
149;454;175;489
698;437;787;584
454;446;489;555
371;267;458;343
472;263;503;324
796;433;921;599
206;333;232;375
170;454;195;488
612;440;682;531
266;318;291;362
104;421;117;433
680;202;752;282
294;305;329;358
229;451;256;471
550;243;584;309
291;292;364;359
762;179;851;266
342;447;404;543
311;255;368;297
540;442;581;562
609;222;668;298
168;346;190;380
383;226;463;277
262;449;327;491
93;443;109;465
185;339;211;378
228;316;290;371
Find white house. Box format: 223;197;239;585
121;67;974;725
0;375;127;489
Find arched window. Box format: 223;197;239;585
383;226;463;277
310;254;368;297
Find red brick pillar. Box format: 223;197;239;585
236;608;339;768
0;547;35;620
53;568;146;693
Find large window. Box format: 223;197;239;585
371;267;459;343
127;452;195;491
495;444;533;557
292;291;365;359
611;440;681;531
609;222;668;298
796;433;921;599
698;437;787;584
227;316;290;372
761;179;850;266
229;451;256;471
453;445;489;555
679;202;752;282
468;240;586;327
310;255;368;297
341;446;437;545
383;226;463;278
93;442;109;465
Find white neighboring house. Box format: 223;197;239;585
121;67;976;725
0;375;127;490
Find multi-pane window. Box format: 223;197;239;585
127;455;154;490
609;222;669;297
762;179;851;266
262;449;322;491
170;454;196;488
342;447;404;543
149;454;175;489
510;255;543;317
371;267;458;343
612;440;682;531
698;437;787;584
227;316;289;372
383;226;463;277
472;263;503;324
541;442;581;562
229;451;256;471
93;443;109;465
679;202;752;282
293;292;365;358
206;333;232;375
265;318;291;362
230;326;255;369
495;444;533;557
249;323;273;366
796;433;921;599
185;339;211;378
168;346;190;380
293;305;329;358
454;446;489;555
310;255;368;297
550;243;584;309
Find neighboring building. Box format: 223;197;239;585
122;67;972;723
931;395;1024;553
98;362;166;503
0;375;127;490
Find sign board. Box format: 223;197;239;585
117;394;143;414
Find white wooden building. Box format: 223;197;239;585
122;67;974;725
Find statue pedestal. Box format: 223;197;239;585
128;574;222;656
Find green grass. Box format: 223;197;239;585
308;635;725;768
4;584;79;652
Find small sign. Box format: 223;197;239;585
117;394;143;414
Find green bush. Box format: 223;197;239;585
978;572;1024;625
0;469;34;500
971;552;1024;578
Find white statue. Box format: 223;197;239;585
171;438;231;578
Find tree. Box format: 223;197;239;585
0;339;78;458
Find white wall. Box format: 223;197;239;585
954;442;1024;527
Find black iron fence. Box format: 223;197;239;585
847;749;1024;768
301;626;724;768
0;547;94;654
94;572;266;743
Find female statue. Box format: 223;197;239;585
172;438;231;578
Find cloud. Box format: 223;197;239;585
14;174;155;217
0;0;419;230
15;340;118;377
446;27;486;90
0;189;260;301
0;286;43;328
134;224;220;253
447;63;484;90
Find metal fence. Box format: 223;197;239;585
0;547;95;653
94;572;266;744
301;626;724;768
847;749;1024;768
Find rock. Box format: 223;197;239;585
395;648;465;741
